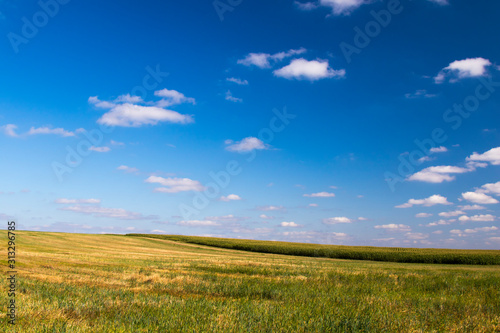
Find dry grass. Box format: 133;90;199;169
0;231;499;332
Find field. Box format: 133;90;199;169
1;231;500;332
128;234;500;265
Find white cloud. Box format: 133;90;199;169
110;140;125;146
461;192;499;205
308;203;319;207
467;147;500;165
374;224;412;232
323;217;352;224
220;194;242;202
280;221;301;227
225;137;269;153
89;146;111;153
426;219;452;227
55;198;101;204
317;0;366;16
481;181;500;195
303;192;335;198
405;232;429;240
1;124;18;137
61;205;155;220
434;57;492;84
416;213;433;218
466;226;498;233
405;90;437;99
408;165;476;183
458;214;496;222
459;204;486;211
117;165;139;173
114;94;144;104
428;0;448;5
27;126;76;137
438;210;466;218
273;58;345;81
88;96;116;109
294;1;319;11
226;77;248;85
358;217;368;221
257;205;285;211
430;146;448;153
97;103;193;127
418;156;434;163
154;89;195;107
177;220;220;227
237;48;307;68
259;214;275;219
396;195;452;208
145;176;205;193
225;90;242;103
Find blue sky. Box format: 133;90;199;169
1;0;500;249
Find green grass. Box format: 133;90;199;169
1;231;499;332
127;234;500;265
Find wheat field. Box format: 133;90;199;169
1;231;499;332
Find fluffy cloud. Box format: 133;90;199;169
237;48;306;68
323;217;352;224
257;205;285;211
481;181;500;195
430;146;448;153
458;214;496;222
225;90;242;103
1;124;19;137
117;165;139;173
97;103;193;127
317;0;366;16
426;219;452;227
114;94;144;104
280;222;301;227
396;195;452;208
145;176;205;193
303;192;335;198
459;204;486;211
60;205;155;220
273;58;345;81
416;213;433;218
434;57;493;83
27;126;76;137
407;165;479;183
220;194;242;202
374;224;412;232
461;192;499;205
297;0;447;16
55;198;101;204
154;89;195;107
438;210;466;218
91;90;194;127
467;147;500;165
226;77;248;85
259;214;275;219
225;137;269;153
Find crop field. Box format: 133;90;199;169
1;231;500;332
128;234;500;265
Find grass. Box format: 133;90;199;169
0;231;499;332
127;234;500;265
